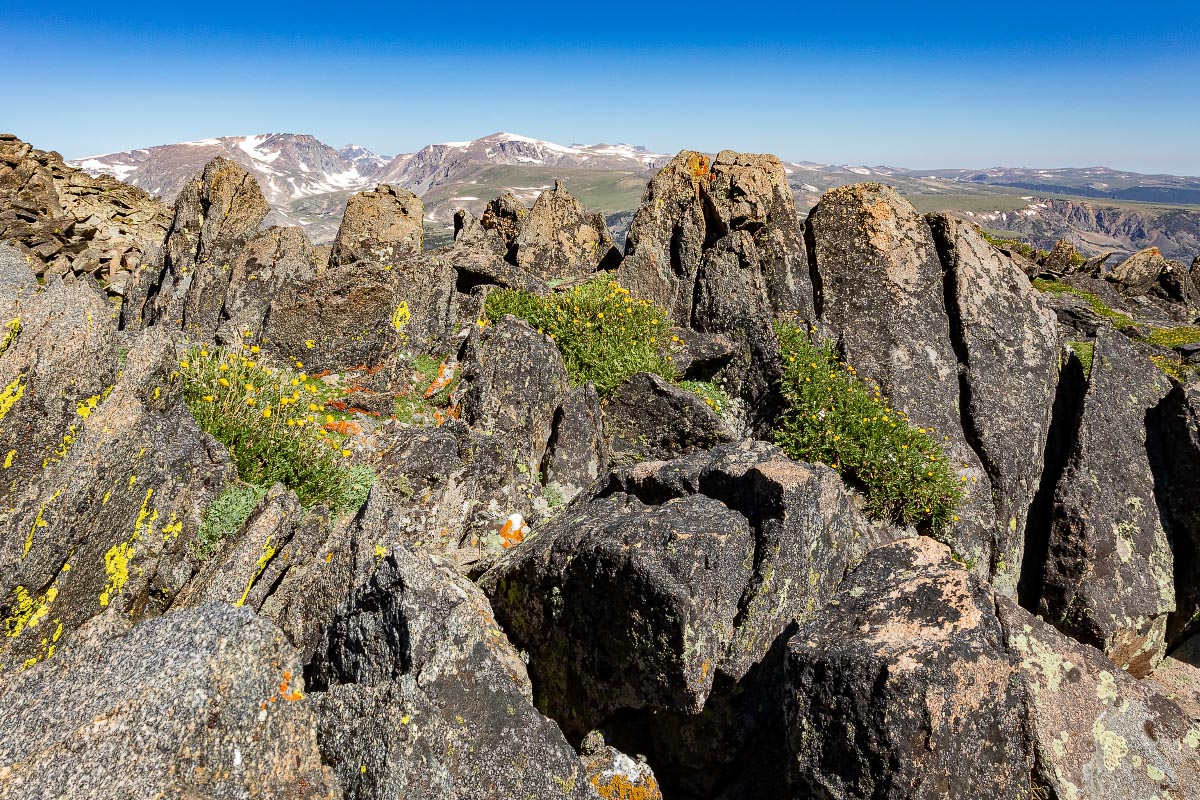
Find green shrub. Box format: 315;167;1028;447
192;483;268;560
178;346;373;514
1031;279;1134;328
772;322;963;530
483;276;679;395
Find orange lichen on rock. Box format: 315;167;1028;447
589;773;662;800
498;513;530;548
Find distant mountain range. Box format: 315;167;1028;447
70;132;1200;259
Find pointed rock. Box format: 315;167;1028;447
513;181;620;282
1106;246;1167;296
479;191;529;256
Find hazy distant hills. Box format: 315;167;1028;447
71;132;1200;258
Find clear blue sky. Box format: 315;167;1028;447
4;1;1199;175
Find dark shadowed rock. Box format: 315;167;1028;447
784;537;1033;800
329;184;423;267
807;183;995;570
453;207;506;257
691;229;783;428
997;598;1200;800
601;371;733;463
1107;246;1167;296
928;213;1060;594
513;181;620;281
0;604;335;799
543;382;606;502
149;156;270;333
306;544;599;799
1040;328;1174;675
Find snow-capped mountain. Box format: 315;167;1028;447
375;132;669;194
70;134;387;209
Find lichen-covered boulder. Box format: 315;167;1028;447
0;330;232;672
784;537;1034;800
1038;328;1175;675
601;371;733;463
0;242;38;316
306;544;599;799
329;183;423;267
262;256;454;371
215;225;319;344
807;183;997;572
1151;383;1200;645
543;382;606;502
928;213;1060;594
146;156;270;333
512;181;620;281
1106;246;1167;296
0;605;336;799
479;192;529;258
997;598;1200;800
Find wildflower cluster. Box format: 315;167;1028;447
680;380;732;414
772;322;963;530
483;277;679;395
178;345;373;515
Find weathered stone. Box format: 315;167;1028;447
807;184;995;570
513;181;620;281
1042;238;1082;273
1039;328;1175;675
306;544;599;799
543;382;606;502
215;225;318;344
0;605;336;798
329;183;423;266
479;192;528;257
0;330;232;672
667;326;736;380
929;213;1060;593
580;732;663;800
691;230;783;428
997;598;1200;800
1107;246;1167;296
149;156;270;333
0;242;37;315
262;256;454;371
601;371;733;463
784;537;1033;800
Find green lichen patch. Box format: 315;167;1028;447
1031;279;1134;328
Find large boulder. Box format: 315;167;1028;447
147;156;270;333
0;604;335;798
997;598;1200;800
479;192;529;258
306;544;599;799
329;183;423;266
512;181;620;281
1038;328;1175;675
0;330;232;671
1150;383;1200;644
601;371;733;463
1106;246;1167;296
784;537;1034;800
807;184;995;571
262;255;455;371
215;225;319;344
928;213;1060;594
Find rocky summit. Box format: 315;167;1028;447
1;131;1199;800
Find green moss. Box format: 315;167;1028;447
1067;340;1095;375
192;483;268;560
1144;326;1200;350
484;276;679;395
394;354;457;425
1031;279;1134;328
772;322;963;531
1150;354;1197;383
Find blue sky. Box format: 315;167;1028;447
4;1;1199;174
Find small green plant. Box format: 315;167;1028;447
192;483;268;560
982;232;1085;268
1067;340;1095;375
394;353;458;425
1031;279;1134;328
178;346;373;514
484;276;679;395
1144;326;1200;350
680;380;732;413
1150;354;1198;383
772;322;963;530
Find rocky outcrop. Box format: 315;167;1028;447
512;181;620;281
215;224;320;344
0;605;335;799
0;133;170;291
785;537;1034;799
479;192;529;257
1107;245;1168;295
1037;329;1175;675
929;213;1060;593
306;544;600;799
144;156;271;333
601;371;733;463
329;184;423;267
